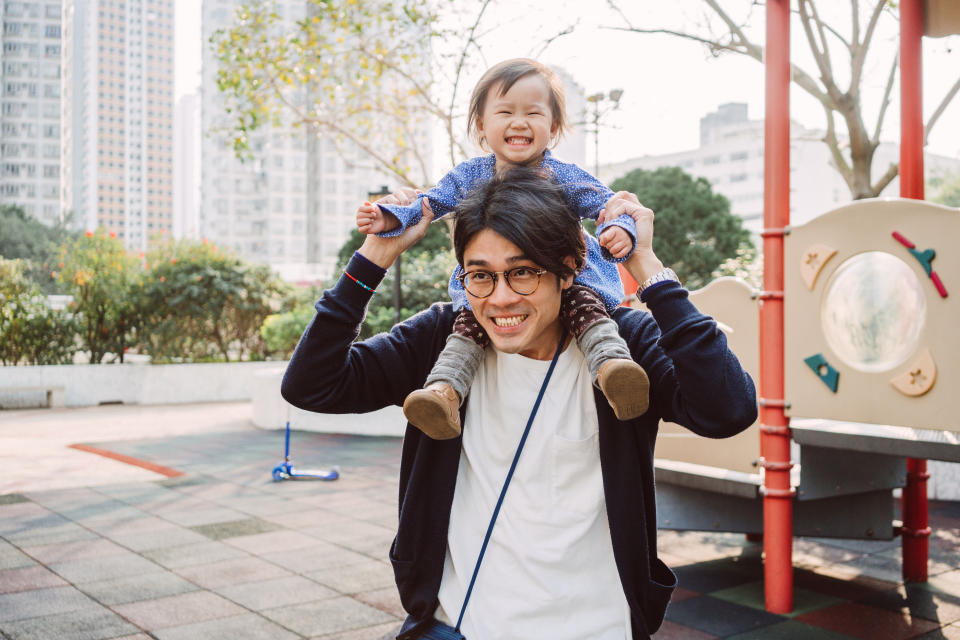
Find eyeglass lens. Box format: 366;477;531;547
463;267;541;297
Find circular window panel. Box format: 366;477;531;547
820;251;926;373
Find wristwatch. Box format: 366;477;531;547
637;267;680;294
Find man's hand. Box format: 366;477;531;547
599;191;664;284
598;226;632;259
358;189;433;269
356;201;401;235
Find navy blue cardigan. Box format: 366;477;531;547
281;253;757;639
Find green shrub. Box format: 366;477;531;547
0;258;77;365
138;238;289;362
261;306;317;357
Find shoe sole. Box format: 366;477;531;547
403;392;462;440
599;362;650;421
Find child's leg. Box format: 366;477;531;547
561;285;650;420
402;309;488;439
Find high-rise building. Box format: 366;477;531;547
173;91;198;239
550;66;587;168
0;0;64;225
201;0;432;283
600;103;960;234
61;0;175;251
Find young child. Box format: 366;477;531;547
356;58;649;439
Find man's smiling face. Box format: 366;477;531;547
463;228;572;361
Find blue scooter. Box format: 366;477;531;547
271;409;339;482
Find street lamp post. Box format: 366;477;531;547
367;186;401;324
585;89;624;177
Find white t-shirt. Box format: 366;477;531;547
434;342;632;639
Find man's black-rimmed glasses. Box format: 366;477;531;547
457;266;548;298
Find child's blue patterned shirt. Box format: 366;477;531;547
378;151;633;312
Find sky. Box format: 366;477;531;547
174;0;960;172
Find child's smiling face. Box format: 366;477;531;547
477;74;559;170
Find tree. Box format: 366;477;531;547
929;169;960;208
265;227;456;354
211;0;457;187
0;258;77;366
604;1;960;200
358;249;457;338
0;204;77;292
55;231;142;364
610;166;752;289
138;239;289;362
334;216;452;273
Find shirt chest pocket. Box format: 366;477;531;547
551;431;604;518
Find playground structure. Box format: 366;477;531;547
639;0;960;615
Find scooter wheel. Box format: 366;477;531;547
271;465;286;482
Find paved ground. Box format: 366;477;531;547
1;402;958;639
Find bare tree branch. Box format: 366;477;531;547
872;162;899;196
926;76;960;145
860;0;887;52
798;0;840;102
447;0;493;167
264;70;419;187
531;21;578;58
851;0;860;46
599;24;833;107
600;25;752;57
788;4;852;50
605;0;635;30
873;53;898;145
807;1;837;85
703;0;763;59
822;106;854;191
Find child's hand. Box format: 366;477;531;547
356;201;401;235
598;226;632;259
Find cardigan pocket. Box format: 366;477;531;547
389;539;418;610
643;557;678;634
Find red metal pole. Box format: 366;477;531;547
899;0;930;583
761;0;793;614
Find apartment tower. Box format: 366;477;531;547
0;0;63;225
62;0;174;250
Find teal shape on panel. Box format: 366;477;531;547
804;354;839;393
907;247;935;276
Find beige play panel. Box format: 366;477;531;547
784;198;958;431
634;277;761;474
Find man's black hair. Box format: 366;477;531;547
453;166;586;280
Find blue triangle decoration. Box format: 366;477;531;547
804;353;839;393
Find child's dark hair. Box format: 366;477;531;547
467;58;567;151
453;166;585;280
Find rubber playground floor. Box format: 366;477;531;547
1;402;958;639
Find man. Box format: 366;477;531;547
281;168;756;639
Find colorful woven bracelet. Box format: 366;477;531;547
344;270;376;293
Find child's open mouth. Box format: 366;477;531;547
506;136;532;146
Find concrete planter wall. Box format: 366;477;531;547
0;361;283;408
3;363;956;500
251;367;405;437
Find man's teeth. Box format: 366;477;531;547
493;315;527;327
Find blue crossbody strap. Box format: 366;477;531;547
454;330;568;632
